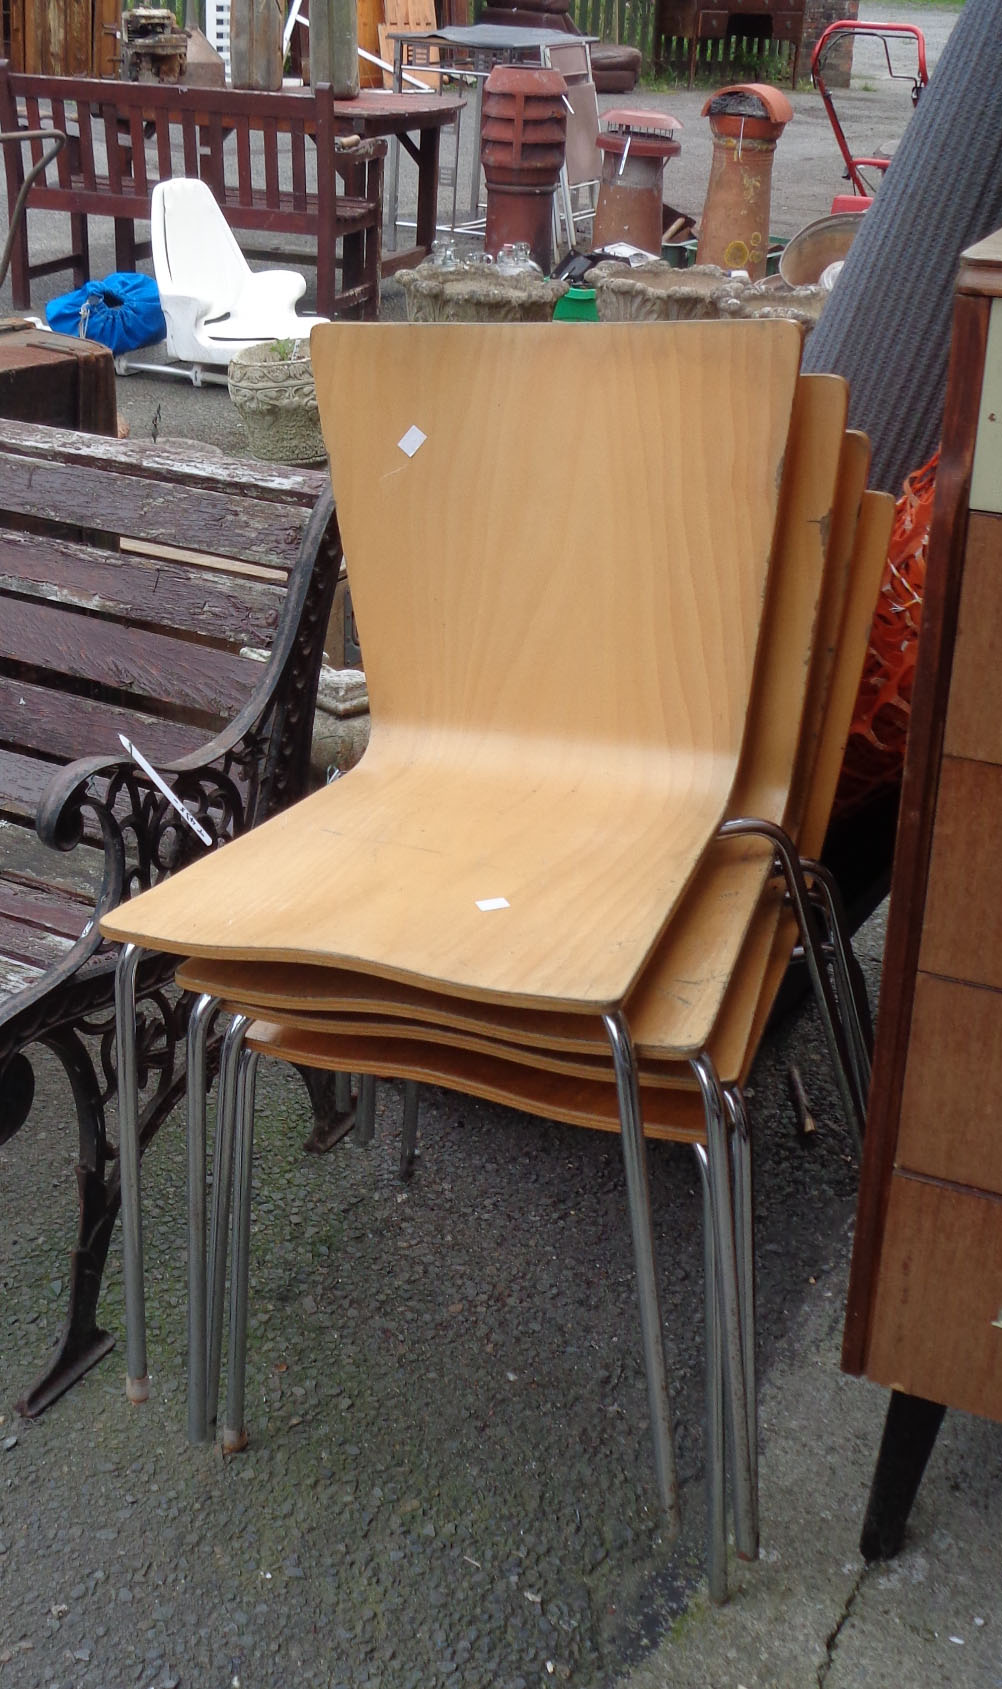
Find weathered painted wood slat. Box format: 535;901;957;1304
0;595;267;722
0;677;205;768
0;531;286;644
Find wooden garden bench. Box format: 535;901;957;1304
0;63;385;320
0;416;341;1416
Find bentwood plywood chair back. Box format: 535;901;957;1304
314;322;796;756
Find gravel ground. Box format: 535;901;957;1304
0;8;962;1685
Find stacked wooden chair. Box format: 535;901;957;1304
100;321;892;1601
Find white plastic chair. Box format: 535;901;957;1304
150;178;329;369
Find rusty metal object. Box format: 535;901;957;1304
787;1064;818;1136
480;65;567;274
696;83;793;283
122;7;189;83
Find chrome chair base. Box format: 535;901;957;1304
111;813;872;1605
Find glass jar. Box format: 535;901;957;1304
496;242;543;278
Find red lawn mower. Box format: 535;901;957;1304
811;21;929;214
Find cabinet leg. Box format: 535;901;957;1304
860;1389;947;1561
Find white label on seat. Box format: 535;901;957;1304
398;425;427;458
476;897;510;912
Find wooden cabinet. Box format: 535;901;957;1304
844;231;1002;1450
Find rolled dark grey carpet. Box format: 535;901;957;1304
802;0;1002;494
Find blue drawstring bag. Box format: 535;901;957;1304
46;272;166;355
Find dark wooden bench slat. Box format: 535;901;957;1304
0;906;80;973
101;100;121;193
129;107;149;198
0;676;208;768
0;749;53;821
0;949;46;1004
0;420;325;541
0;455;312;570
291;125;308;209
0;530;286;647
0;595;260;723
205;110;227;195
0;875;95;941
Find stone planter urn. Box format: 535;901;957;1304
310;665;371;785
399;261;568;323
586;258;828;339
227;338;326;465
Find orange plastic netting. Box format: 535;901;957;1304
834;450;939;815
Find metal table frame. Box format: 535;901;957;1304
388;24;596;236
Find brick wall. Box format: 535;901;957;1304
803;0;859;86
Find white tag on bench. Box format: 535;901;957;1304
118;736;214;848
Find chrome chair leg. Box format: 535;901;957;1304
725;1085;757;1504
691;1052;757;1563
185;992;217;1445
206;1013;251;1428
223;1045;260;1455
694;1142;727;1604
400;1079;419;1181
114;942;149;1404
802;856;874;1106
602;1011;681;1541
719;818;865;1147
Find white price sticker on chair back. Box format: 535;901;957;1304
398;425;427;458
476;897;510;912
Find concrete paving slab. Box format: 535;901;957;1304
617;1225;1002;1689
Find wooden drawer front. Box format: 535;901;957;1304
769;13;803;38
696;10;729;37
919;756;1002;989
898;972;1002;1193
866;1174;1002;1422
944;512;1002;765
